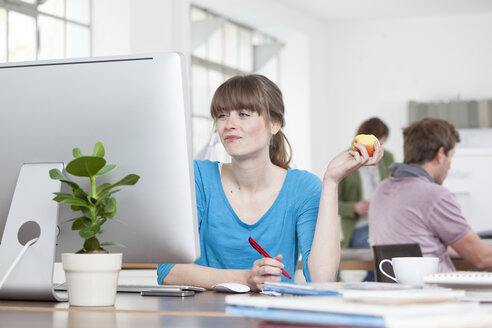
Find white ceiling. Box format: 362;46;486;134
279;0;492;21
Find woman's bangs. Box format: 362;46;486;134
211;80;263;119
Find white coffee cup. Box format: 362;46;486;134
379;257;439;286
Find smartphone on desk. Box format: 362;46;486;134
141;289;195;297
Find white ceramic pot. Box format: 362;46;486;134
62;253;122;307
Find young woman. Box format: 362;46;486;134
158;75;383;291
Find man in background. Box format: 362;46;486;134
369;118;492;272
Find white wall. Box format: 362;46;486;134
92;0;328;171
92;0;190;57
92;2;492;178
312;12;492;176
444;148;492;233
92;0;131;55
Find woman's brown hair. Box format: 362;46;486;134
403;118;460;165
210;75;292;169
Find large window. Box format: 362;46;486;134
190;6;282;160
0;0;91;62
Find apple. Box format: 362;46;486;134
351;134;378;157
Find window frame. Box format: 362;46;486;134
0;0;92;62
190;5;281;160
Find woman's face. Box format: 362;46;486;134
215;109;280;160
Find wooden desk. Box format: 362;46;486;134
3;288;491;327
0;291;259;328
339;249;480;271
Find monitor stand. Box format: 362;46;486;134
0;163;67;301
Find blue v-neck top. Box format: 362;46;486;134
157;160;322;284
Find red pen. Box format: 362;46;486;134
248;236;292;279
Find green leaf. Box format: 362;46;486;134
92;142;105;158
103;198;115;214
97;174;140;195
96;164;116;177
60;197;91;208
84;237;101;252
54;192;72;197
80;206;92;219
113;174;140;187
100;242;125;248
70;205;80;211
109;189;120;195
97;197;116;218
49;169;66;180
72;217;91;230
107;198;117;218
96;217;107;226
79;225;101;239
94;204;104;218
66;156;106;178
96;190;120;205
72;148;83;158
73;188;89;202
53;196;67;203
96;183;112;196
96;199;118;220
52;193;72;203
60;179;80;191
49;169;80;190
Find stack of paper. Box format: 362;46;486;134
226;283;492;327
262;281;466;304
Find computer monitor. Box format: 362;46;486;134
0;53;200;264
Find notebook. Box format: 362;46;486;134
424;271;492;302
424;271;492;287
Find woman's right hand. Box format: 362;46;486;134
324;141;384;185
247;254;284;291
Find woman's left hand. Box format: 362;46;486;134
324;141;384;184
247;254;284;291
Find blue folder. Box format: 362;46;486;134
261;284;342;296
226;305;385;327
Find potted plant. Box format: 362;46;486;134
49;142;139;306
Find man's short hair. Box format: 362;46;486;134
403;118;460;165
357;117;389;140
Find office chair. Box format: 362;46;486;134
372;243;422;283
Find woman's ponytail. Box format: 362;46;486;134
270;130;292;169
